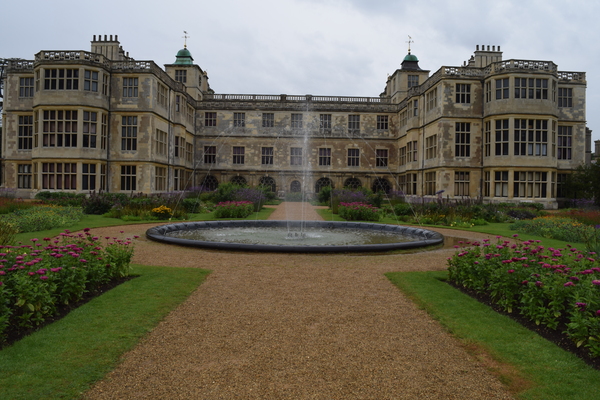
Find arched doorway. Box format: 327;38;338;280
372;178;392;194
230;176;247;186
259;176;276;193
200;175;219;191
344;177;362;190
290;180;302;192
315;177;333;194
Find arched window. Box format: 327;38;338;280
315;177;333;194
372;178;391;194
259;176;276;193
230;176;247;186
344;177;362;190
290;180;302;192
200;175;219;191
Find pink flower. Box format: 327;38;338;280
564;282;575;287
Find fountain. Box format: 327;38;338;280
146;220;443;253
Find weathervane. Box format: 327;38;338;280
183;31;190;48
406;35;414;54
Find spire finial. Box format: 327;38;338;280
183;31;190;48
406;35;414;54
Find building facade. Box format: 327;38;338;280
0;37;589;208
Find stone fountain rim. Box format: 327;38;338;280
146;220;444;253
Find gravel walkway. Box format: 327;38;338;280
84;203;513;399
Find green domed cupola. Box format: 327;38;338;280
403;53;419;62
174;47;194;65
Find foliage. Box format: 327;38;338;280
563;163;600;206
151;205;172;219
213;201;254;218
317;185;332;204
214;183;246;203
0;188;17;199
35;191;86;207
82;192;129;215
104;193;188;220
284;192;305;202
448;237;600;358
0;197;35;215
0;206;83;233
0;222;19;246
233;187;267;211
510;216;596;244
555;209;600;227
392;202;413;216
0;229;136;341
338;202;381;221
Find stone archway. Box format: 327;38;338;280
344;177;362;190
372;178;392;194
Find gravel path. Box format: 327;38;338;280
84;203;513;399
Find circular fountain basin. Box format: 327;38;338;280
146;220;444;253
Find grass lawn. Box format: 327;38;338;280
386;271;600;400
0;264;210;400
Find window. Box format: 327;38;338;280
426;87;437;111
455;84;471;104
204;146;216;164
494;171;509;197
84;70;98;92
233;146;245;164
187;105;194;124
407;173;417;195
175;95;180;112
412;99;419;117
347;148;360;167
205;112;217;127
100;164;107;191
558;88;573;107
42;162;77;190
425;172;436;195
122;77;138;97
425;135;437;159
558;126;572;160
400;109;408;127
318;148;331;166
376;149;388;167
82;111;97;148
17;164;32;189
290;147;302;166
407;140;418;162
485;81;492;103
155;167;167;191
408;75;419;88
454;171;470;196
18;115;33;150
157;84;168;108
455;122;471;157
515;78;548;99
155;129;167;156
399;146;407;166
101;114;108;150
377;115;389;130
514;119;548;156
320;114;332;133
174;136;184;158
495;78;509;99
186;142;193;163
261;147;274;165
42;110;77;147
121;116;137;151
484;171;491;197
44;69;79;90
514;171;547;198
102;74;109;96
19;77;34;97
233;112;245;127
484;121;491;157
290;180;301;192
348;115;360;134
262;113;274;128
291;114;303;129
557;173;568;197
494;119;509;156
82;163;96;191
175;70;187;83
120;165;137;191
344;177;361;190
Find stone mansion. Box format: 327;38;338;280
0;36;589;208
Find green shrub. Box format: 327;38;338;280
213;201;254;218
82;192;129;215
1;206;83;233
284;192;304;202
34;192;86;207
393;202;413;216
214;183;245;203
318;186;332;204
0;222;19;246
338;202;381;221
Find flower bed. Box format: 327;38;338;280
338;202;381;221
0;229;135;343
0;206;83;233
213;201;254;218
448;236;600;358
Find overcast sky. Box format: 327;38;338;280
2;0;598;143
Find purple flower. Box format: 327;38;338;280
40;275;48;281
593;280;600;286
564;282;575;287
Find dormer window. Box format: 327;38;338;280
408;75;419;88
175;70;187;83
